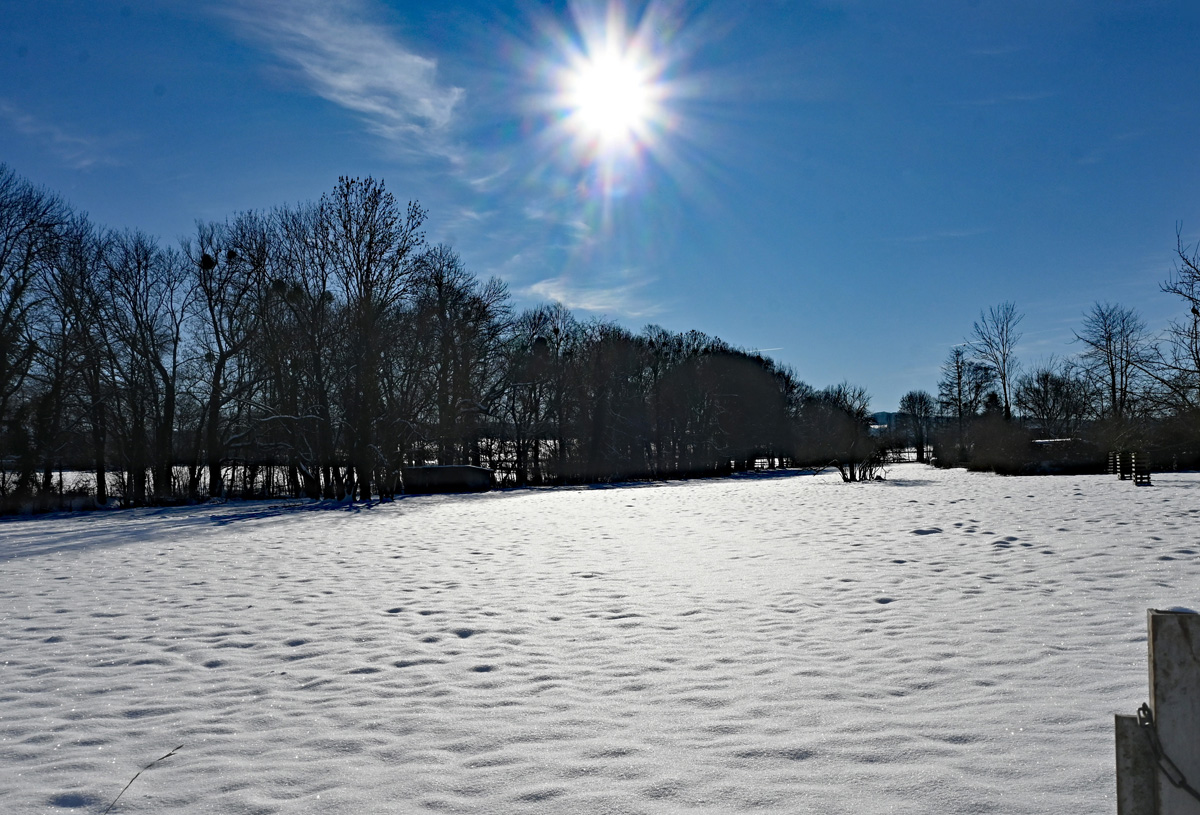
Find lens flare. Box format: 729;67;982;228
518;0;717;273
565;47;655;151
544;2;673;184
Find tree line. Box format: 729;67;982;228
1;165;888;511
893;255;1200;472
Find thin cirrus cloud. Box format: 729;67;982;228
1075;131;1145;166
527;272;661;319
0;101;119;170
969;45;1028;57
956;91;1056;107
895;227;991;243
217;0;463;156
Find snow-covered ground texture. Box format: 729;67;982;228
2;464;1196;814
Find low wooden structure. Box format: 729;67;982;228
400;465;495;494
1110;451;1152;485
1134;455;1153;486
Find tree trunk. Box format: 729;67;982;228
91;408;108;506
154;385;175;501
206;358;225;498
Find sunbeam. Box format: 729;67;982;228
543;2;675;199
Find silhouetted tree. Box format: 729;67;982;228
409;245;511;467
102;229;191;503
52;215;112;505
1142;232;1200;415
316;177;425;500
898;389;935;463
185;215;269;498
799;382;877;481
501;309;558;485
970;302;1023;420
936;346;992;462
1074;301;1149;421
0;166;67;499
1015;358;1093;438
268;201;343;497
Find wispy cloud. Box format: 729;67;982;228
956;91;1056;107
453;207;487;223
896;227;990;243
526;270;661;318
521;205;595;243
467;163;512;191
969;45;1027;57
217;0;463;156
0;101;119;170
1075;131;1145;166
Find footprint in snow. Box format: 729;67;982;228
49;792;103;809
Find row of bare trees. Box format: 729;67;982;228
901;244;1200;470
1;165;883;509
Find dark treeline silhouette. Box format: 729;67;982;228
906;285;1200;474
0;166;880;511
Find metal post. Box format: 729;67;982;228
1118;609;1200;814
1117;712;1158;815
1149;610;1200;814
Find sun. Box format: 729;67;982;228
536;2;682;198
566;49;655;149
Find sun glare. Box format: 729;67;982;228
535;2;688;204
567;50;654;148
549;4;670;165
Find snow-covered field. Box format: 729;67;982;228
2;463;1195;814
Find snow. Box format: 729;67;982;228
1;463;1195;814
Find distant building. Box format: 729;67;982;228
870;412;896;435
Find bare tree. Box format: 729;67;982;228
1142;231;1200;414
0;165;67;481
409;245;512;467
937;346;993;451
52;215;113;504
898;389;935;462
185;215;266;499
804;381;876;482
1015;357;1093;438
536;303;581;480
502;308;557;485
1074;301;1149;422
970;302;1023;420
1165;228;1200;312
103;230;192;503
270;201;343;497
317;177;425;500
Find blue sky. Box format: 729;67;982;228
3;0;1199;411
